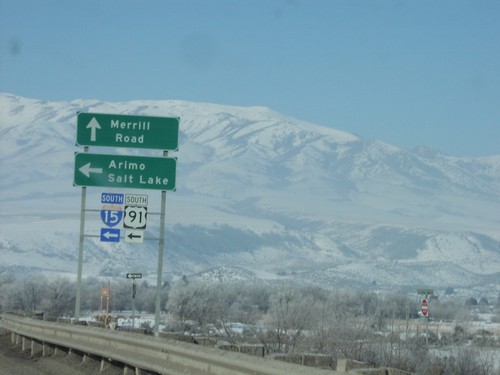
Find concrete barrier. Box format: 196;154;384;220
2;314;414;375
335;359;414;374
272;353;333;369
337;359;373;372
218;343;265;357
2;313;337;375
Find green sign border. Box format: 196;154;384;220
76;112;179;151
74;152;176;191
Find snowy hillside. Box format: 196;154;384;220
1;93;499;292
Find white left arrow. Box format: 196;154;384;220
79;162;103;177
86;117;101;142
103;230;119;239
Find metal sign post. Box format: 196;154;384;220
132;278;136;328
417;289;433;348
154;150;168;335
74;146;89;321
422;297;429;347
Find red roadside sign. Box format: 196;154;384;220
421;298;429;316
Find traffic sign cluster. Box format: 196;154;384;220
74;112;179;327
74;112;179;244
99;193;149;244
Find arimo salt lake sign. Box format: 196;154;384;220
74;153;176;191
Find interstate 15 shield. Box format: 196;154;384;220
101;205;123;227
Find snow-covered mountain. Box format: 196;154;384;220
1;93;499;293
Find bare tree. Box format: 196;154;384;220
431;347;497;375
80;276;102;312
0;272;15;312
42;277;75;316
135;280;158;313
261;283;316;354
166;279;216;329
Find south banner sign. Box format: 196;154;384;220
74;153;176;191
101;192;124;205
76;112;179;151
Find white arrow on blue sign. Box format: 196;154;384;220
100;228;120;242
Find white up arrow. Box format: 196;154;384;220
79;162;103;177
86;117;101;142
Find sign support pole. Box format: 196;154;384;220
425;294;429;347
154;150;168;335
425;316;429;347
75;146;89;321
132;278;136;329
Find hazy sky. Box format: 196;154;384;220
1;0;499;157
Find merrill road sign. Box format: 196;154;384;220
74;153;176;191
76;112;179;150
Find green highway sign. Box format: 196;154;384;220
74;153;176;191
417;289;434;296
76;112;179;150
127;273;143;279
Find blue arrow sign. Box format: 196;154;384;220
100;228;120;242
